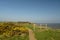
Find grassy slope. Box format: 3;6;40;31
34;27;60;40
0;35;29;40
0;22;60;40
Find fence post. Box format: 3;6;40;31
40;24;42;29
46;24;48;30
33;24;35;31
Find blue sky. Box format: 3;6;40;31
0;0;60;23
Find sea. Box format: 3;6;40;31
36;23;60;29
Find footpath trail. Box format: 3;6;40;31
29;29;36;40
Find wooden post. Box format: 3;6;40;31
40;24;41;29
46;24;48;30
33;24;35;31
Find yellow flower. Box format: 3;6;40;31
13;27;20;30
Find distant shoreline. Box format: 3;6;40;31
35;23;60;29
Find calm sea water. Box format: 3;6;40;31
36;23;60;29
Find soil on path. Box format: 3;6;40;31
29;29;36;40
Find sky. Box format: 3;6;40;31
0;0;60;23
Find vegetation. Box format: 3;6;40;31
34;26;60;40
0;22;60;40
0;22;30;40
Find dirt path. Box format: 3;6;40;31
51;37;54;40
29;29;36;40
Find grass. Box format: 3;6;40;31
0;22;60;40
34;27;60;40
0;34;29;40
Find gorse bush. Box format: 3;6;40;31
0;22;29;37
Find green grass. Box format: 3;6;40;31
27;24;60;40
0;35;29;40
34;27;60;40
